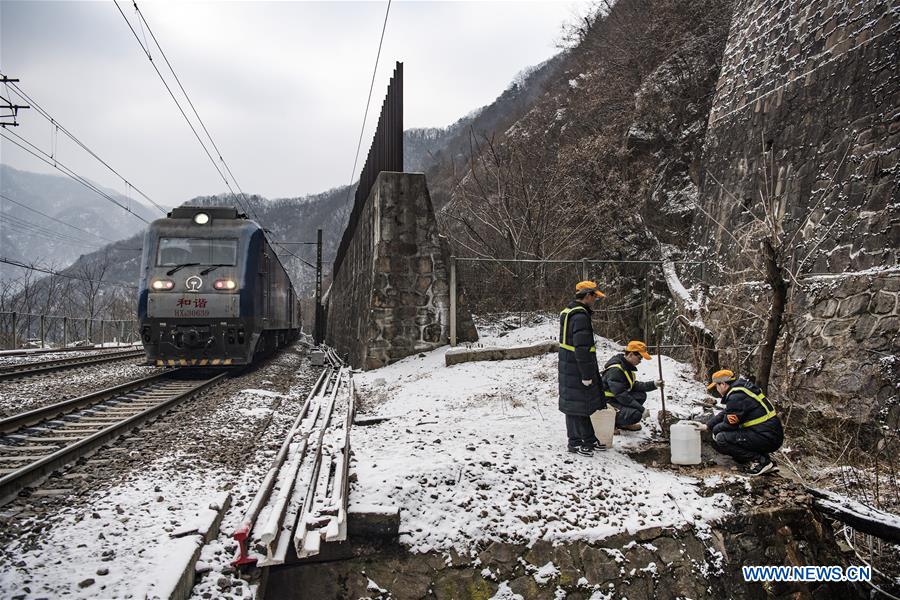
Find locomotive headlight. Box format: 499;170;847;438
193;212;210;225
214;278;237;290
152;279;174;290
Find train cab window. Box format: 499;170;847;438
157;238;238;266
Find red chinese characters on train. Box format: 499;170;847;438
174;297;211;317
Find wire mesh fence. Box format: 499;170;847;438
0;311;139;350
450;257;705;347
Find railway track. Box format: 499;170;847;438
0;348;146;381
0;370;226;504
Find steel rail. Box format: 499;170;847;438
0;372;226;504
0;343;141;358
0;348;145;381
0;370;177;434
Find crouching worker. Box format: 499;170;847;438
602;341;662;431
558;281;607;456
704;369;783;476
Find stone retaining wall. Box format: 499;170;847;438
264;478;864;599
702;270;899;427
786;271;899;425
693;0;899;430
326;172;477;369
700;0;898;274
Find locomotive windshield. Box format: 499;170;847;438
157;237;238;266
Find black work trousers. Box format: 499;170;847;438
610;401;643;428
565;415;598;447
712;428;781;463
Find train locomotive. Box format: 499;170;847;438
137;206;301;366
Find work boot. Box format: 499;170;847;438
567;445;593;457
620;423;642;432
745;455;775;476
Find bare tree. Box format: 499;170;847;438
73;250;113;341
698;133;857;392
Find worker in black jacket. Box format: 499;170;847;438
602;341;662;431
703;369;784;476
558;280;607;456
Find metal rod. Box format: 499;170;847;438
315;228;323;345
657;335;668;438
454;257;704;265
450;256;457;347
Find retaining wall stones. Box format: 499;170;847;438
786;271;899;425
326;172;477;369
693;0;899;429
263;478;864;600
700;0;898;273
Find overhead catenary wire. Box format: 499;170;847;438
0;128;149;224
128;2;263;225
0;213;142;253
0;76;167;215
0;257;138;290
0;192;140;249
272;242;317;271
343;0;392;210
117;1;322;276
113;0;254;221
0;213;105;249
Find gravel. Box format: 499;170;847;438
0;343;320;599
0;361;163;418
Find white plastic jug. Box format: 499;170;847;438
670;420;702;465
590;407;617;449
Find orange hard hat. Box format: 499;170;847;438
575;280;606;298
625;340;651;360
707;369;736;390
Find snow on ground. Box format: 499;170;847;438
0;456;230;600
0;349;314;600
0;362;162;417
351;315;731;554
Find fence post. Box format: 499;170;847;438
450;256;457;347
63;316;68;348
40;314;45;349
101;320;105;346
85;318;90;344
642;277;650;341
11;311;17;350
581;258;588;281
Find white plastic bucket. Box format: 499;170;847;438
670;420;702;465
590;407;617;449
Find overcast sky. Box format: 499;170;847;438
1;1;584;208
